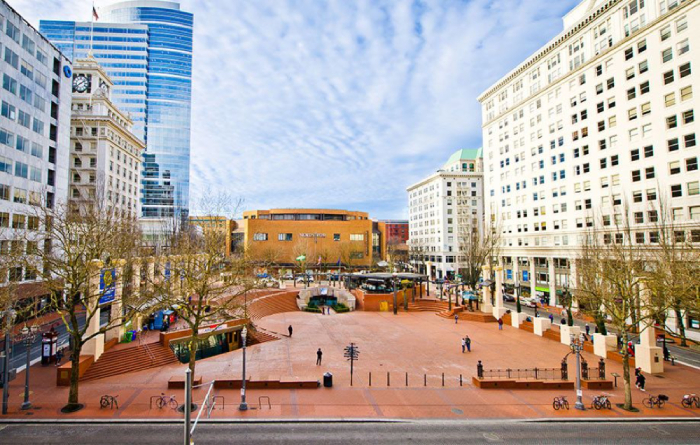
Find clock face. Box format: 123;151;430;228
73;74;90;93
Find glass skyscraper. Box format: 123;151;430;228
40;1;193;218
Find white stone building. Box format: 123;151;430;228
478;0;699;338
0;0;71;308
407;148;484;280
69;57;144;218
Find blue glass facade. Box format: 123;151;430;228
40;1;193;218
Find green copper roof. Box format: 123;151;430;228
443;148;482;167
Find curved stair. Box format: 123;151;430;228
407;299;449;312
248;292;300;322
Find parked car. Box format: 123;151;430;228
281;273;294;280
503;293;516;302
523;298;538;308
295;275;314;283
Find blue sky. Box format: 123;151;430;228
17;0;579;219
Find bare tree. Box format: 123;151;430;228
457;219;501;292
20;198;145;412
575;203;667;411
148;193;253;383
386;240;408;273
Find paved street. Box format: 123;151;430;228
0;420;698;444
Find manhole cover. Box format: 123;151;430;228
451;408;463;415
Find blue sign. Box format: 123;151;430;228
63;65;72;78
522;271;529;282
99;268;116;304
506;269;513;280
165;261;171;281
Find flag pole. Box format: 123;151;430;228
89;2;94;56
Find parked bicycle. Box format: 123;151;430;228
591;394;612;410
642;394;668;409
681;394;700;409
157;393;179;410
100;394;119;410
552;395;570;410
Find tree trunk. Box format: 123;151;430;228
674;306;687;347
67;338;81;408
187;334;199;383
595;311;607;336
621;331;633;410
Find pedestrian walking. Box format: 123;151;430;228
635;367;646;391
585;323;590;336
288;325;293;337
466;335;472;352
498;318;503;330
316;348;323;366
55;348;63;367
549;313;554;323
455;314;459;324
534;308;539;318
461;337;466;353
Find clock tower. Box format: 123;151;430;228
71;56;112;98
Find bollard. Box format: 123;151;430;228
442;373;445;387
369;372;372;387
387;372;390;387
424;374;427;387
460;374;462;387
405;372;408;387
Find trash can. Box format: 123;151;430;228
323;372;333;388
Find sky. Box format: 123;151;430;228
15;0;580;219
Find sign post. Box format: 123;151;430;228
344;343;360;386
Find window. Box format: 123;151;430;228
667;115;678;129
5;21;20;43
692;206;700;220
597;102;605;113
631;149;640;161
632;170;641;181
636;232;645;244
679;62;691;78
687;157;698;172
608;97;616;108
1;101;16;121
626;67;635;80
646;167;655;179
600;158;608;169
668;138;679;151
671;184;683;197
14;161;28;178
665;93;676;107
648;209;658;221
640;81;650;94
350;234;365;241
660;26;671;41
641;102;651;115
625;47;634;60
639;60;648;73
628;87;636;100
3;74;17;95
681;86;693;101
628;108;638;121
664;70;675;85
278;233;293;241
670;161;681;174
607;77;615;89
662;48;673;63
253;233;268;241
635;212;644;224
596;83;604;94
686;133;697;147
4;47;18;69
689;181;700;196
677;39;689;55
683;110;694;124
333;233;340;241
611;155;619;166
644;145;654;158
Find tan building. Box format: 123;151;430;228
188;215;244;256
69;57;144;218
243;209;375;269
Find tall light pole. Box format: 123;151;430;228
19;325;39;410
570;333;586;411
238;326;248;411
392;273;398;315
2;309;17;415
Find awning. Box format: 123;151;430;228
535;286;550;292
462;291;478;300
479;280;494;287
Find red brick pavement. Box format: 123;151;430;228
3;310;700;420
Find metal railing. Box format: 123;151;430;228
479;367;564;380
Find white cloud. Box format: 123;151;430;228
13;0;579;218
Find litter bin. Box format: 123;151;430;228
323;372;333;388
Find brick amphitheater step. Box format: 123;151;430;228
81;341;179;381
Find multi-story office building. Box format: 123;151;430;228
0;0;72;315
407;148;484;280
381;220;409;245
243;209;375;269
477;0;699;315
40;0;194;219
69;57;144;218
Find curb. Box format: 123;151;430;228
525;417;700;423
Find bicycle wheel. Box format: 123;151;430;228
100;396;109;409
659;399;665;408
168;398;179;410
156;398;166;409
553;400;560;410
563;401;569;410
642;398;653;408
594;400;602;410
682;398;692;409
605;400;611;410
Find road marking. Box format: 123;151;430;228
648;426;670;436
0;425;7;432
483;432;502;442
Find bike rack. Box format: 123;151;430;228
212;395;225;410
149;395;162;409
259;396;271;409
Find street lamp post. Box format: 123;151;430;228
570;333;586;411
19;325;39;410
392;273;398;315
238;326;248;411
2;309;17;415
